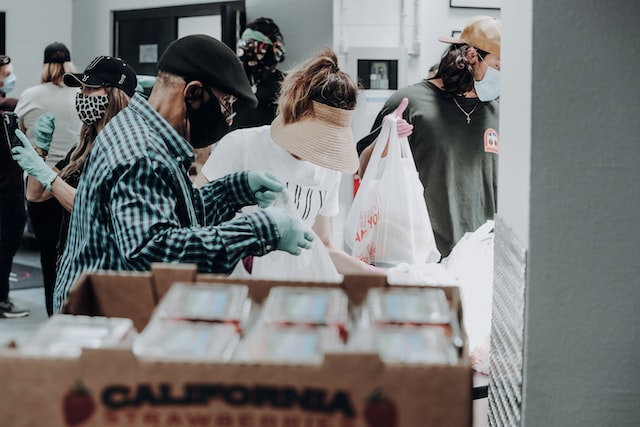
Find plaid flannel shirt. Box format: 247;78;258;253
53;94;278;312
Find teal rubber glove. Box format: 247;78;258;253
248;171;286;208
33;112;56;152
11;129;58;191
264;207;315;255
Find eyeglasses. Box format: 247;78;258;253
218;94;237;126
187;81;238;126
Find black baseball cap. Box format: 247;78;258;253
63;56;137;97
44;42;71;64
158;34;257;108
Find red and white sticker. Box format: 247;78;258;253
484;128;499;154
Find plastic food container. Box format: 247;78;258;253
261;286;349;325
364;287;451;325
20;314;137;358
133;318;239;361
348;324;458;365
234;324;344;364
153;282;251;332
260;286;350;341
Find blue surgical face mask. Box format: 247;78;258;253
474;56;500;102
2;73;16;94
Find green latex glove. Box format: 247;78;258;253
11;129;58;191
34;112;56;152
263;207;315;255
247;171;286;208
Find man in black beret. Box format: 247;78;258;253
155;34;259;146
53;34;315;312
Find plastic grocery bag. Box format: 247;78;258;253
442;220;494;374
343;117;440;267
230;192;342;283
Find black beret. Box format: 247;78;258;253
158;34;257;108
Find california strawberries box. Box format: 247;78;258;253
0;263;472;427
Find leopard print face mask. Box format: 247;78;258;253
75;92;109;126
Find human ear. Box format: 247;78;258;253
184;81;204;107
466;47;479;64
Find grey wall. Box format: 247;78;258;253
499;0;640;424
0;0;74;96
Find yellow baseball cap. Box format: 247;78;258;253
439;15;501;56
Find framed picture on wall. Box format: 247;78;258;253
450;0;500;9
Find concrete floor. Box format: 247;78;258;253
0;247;49;347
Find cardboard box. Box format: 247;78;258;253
0;263;472;427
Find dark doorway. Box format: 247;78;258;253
116;17;176;76
114;2;245;76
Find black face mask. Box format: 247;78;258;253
238;44;277;84
185;87;230;149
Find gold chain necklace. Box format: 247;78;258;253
452;97;479;124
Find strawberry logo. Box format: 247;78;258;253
366;242;376;264
364;388;397;427
63;381;96;426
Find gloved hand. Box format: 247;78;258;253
264;206;315;255
11;129;58;191
248;171;286;208
33;112;56;152
384;97;413;138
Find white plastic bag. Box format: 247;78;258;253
230;192;342;283
343;117;440;267
442;220;494;373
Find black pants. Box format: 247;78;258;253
27;198;62;316
0;189;26;302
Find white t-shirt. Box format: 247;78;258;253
201;125;341;228
15;82;82;167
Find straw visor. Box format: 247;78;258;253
270;101;358;174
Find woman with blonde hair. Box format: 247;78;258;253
11;55;137;315
13;42;81;316
195;47;409;275
15;42;81;165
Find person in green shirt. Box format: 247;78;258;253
357;15;501;258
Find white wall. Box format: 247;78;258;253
0;0;74;95
334;0;500;144
334;0;500;86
